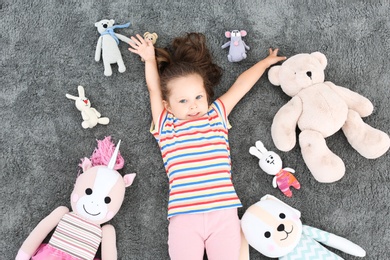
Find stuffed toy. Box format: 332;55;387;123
240;194;366;259
141;32;158;62
95;19;133;76
249;140;300;197
16;137;136;260
66;85;109;129
268;52;390;183
143;31;158;44
221;30;250;62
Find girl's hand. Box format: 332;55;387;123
264;48;286;67
128;34;155;62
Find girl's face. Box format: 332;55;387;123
163;73;209;120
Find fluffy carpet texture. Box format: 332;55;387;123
1;0;389;259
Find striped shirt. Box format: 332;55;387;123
49;212;102;260
151;99;242;218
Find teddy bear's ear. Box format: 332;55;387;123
110;19;115;25
144;32;150;37
153;33;158;40
310;52;327;70
268;66;281;86
94;22;99;27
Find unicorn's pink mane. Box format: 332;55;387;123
79;136;124;171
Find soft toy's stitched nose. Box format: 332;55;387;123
306;71;312;78
84;99;88;104
103;24;108;28
277;224;285;231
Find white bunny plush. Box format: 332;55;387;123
66;85;109;129
249;140;300;197
241;194;366;259
95;19;133;76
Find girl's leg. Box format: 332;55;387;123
168;214;205;260
205;208;241;260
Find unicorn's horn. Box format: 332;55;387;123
108;140;121;169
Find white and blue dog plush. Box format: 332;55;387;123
240;195;366;259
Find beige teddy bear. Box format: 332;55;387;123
143;32;158;44
268;52;390;183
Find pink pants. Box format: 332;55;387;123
168;208;241;260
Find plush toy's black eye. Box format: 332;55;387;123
279;213;286;219
264;231;271;238
85;188;92;195
104;197;111;204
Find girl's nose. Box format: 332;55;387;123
190;102;197;109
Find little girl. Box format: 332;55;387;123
128;33;285;260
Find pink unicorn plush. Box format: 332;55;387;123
16;137;136;260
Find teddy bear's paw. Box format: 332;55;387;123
343;110;390;159
299;130;345;183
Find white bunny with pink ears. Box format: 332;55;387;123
66;85;109;129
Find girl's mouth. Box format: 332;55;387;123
188;112;200;117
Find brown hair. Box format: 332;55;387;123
155;33;222;104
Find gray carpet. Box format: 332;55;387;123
1;0;389;259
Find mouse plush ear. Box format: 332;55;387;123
268;65;281;86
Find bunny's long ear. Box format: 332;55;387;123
255;141;268;154
66;94;78;100
249;146;263;159
77;85;85;98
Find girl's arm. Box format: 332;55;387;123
128;34;164;125
219;48;286;116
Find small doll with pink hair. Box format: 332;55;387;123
16;137;136;260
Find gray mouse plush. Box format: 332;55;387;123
221;30;250;62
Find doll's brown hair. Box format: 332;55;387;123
155;33;222;104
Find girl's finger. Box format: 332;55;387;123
128;40;139;49
136;34;145;43
131;36;141;46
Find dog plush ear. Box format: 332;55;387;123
260;194;301;218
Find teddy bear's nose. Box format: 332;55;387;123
103;24;108;28
306;71;312;78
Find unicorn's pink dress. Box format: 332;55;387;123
32;212;101;260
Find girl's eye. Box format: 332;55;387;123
179;99;187;103
196;95;203;100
